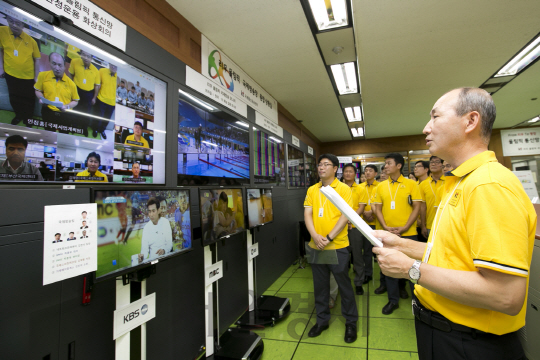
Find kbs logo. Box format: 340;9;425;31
123;304;149;323
209;268;220;278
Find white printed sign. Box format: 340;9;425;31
288;159;300;167
308;146;313;155
186;66;248;118
248;243;259;260
501;128;540;157
201;35;278;123
292;135;300;147
43;203;97;285
113;293;156;340
255;111;283;138
205;260;223;286
338;156;353;164
513;170;539;203
29;0;127;51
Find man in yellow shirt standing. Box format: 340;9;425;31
304;153;358;343
93;62;117;139
373;88;536;360
419;155;445;241
357;164;379;283
0;15;40;127
124;121;149;148
372;153;422;315
67;50;100;136
34;53;79;134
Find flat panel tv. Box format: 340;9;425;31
287;145;305;188
253;128;285;186
94;189;191;281
177;95;249;186
246;188;273;229
199;188;245;246
0;1;166;184
305;154;318;186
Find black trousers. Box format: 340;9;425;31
312;247;358;326
92;97;114;132
41;106;69;130
380;234;416;303
5;73;35;122
415;317;525;360
73;87;94;130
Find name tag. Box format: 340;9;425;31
83;79;87;84
318;208;324;217
55;97;60;102
390;201;395;210
448;189;462;207
423;242;433;263
14;50;18;57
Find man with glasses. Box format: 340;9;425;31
357;164;379;284
414;160;430;184
443;160;453;173
419;156;445;241
304;154;358;343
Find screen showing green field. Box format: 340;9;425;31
94;189;191;279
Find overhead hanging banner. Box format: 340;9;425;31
28;0;127;51
201;35;278;124
501;128;540;157
255;111;283;138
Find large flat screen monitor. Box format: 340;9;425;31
287;145;305;188
199;188;245;246
177;92;249;186
253;128;285;186
93;189;191;281
0;1;166;184
246;188;273;229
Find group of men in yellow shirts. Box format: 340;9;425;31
0;15;118;139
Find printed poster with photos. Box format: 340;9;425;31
43;203;97;285
0;0;166;184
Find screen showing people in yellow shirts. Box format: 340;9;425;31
0;0;166;184
200;188;245;246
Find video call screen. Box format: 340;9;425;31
199;188;245;246
0;1;166;184
177;95;249;186
246;188;273;229
94;189;191;280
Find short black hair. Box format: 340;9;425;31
86;152;101;164
342;163;358;174
385;153;405;173
150;94;154;98
219;191;228;204
131;86;135;90
69;232;74;234
429;155;443;163
55;233;61;236
147;197;160;210
81;211;87;214
364;164;378;173
82;220;86;223
415;160;430;169
134;121;143;128
5;135;27;148
120;80;125;84
317;153;339;168
140;92;145;98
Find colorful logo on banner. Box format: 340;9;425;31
208;50;234;92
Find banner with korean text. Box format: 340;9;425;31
501;128;540;157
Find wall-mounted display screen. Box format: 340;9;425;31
253;128;285;186
0;1;166;184
287;145;305;188
199;188;245;246
177;93;249;186
94;189;191;280
305;154;318;186
246;188;273;228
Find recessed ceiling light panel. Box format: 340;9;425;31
331;62;357;95
351;127;364;137
345;106;362;122
308;0;348;31
495;35;540;77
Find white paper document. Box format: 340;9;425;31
320;186;383;247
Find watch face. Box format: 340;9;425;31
409;267;420;280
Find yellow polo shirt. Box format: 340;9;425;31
68;58;100;91
75;169;109;182
97;67;117;106
304;177;353;250
372;175;422;236
125;134;149;148
34;71;79;111
346;181;361;228
416;151;536;335
358;180;379;226
419;174;445;229
0;27;40;79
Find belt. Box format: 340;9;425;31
412;299;484;335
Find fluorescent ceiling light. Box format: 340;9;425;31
308;0;348;31
345;106;362;122
330;62;358;95
235;121;249;127
528;116;540;123
495;35;540;77
269;136;282;143
179;89;217;111
351;127;364;137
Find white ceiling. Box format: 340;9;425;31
166;0;540;142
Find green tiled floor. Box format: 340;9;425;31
235;262;419;359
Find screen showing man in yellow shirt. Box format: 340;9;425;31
67;50;100;136
34;52;79;134
92;62;117;139
75;151;108;182
124;121;150;148
0;15;41;127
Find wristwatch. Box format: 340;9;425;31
408;260;422;284
326;234;334;242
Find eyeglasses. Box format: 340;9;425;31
443;164;452;169
430;160;442;165
318;163;334;168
